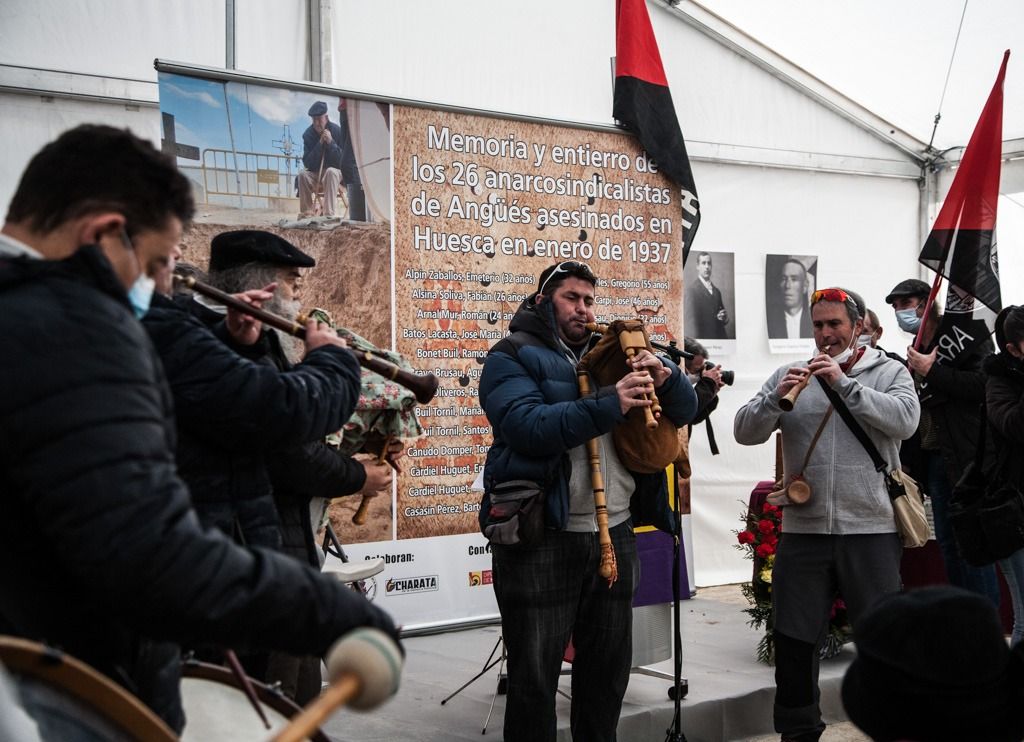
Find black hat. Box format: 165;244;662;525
308;101;328;117
209;230;315;272
884;278;930;305
842;586;1024;742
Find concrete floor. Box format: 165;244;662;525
320;584;869;742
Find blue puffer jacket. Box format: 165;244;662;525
479;295;697;535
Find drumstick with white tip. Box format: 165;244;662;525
270;628;403;742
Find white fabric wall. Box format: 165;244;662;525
331;0;911;165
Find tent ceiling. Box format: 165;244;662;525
693;0;1024;152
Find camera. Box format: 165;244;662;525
705;361;735;386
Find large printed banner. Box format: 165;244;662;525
157;70;686;629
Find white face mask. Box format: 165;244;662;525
856;334;873;348
833;345;855;365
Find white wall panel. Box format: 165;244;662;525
0;0;223;82
236;0;308;81
0;93;160;218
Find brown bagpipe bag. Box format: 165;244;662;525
577;320;680;474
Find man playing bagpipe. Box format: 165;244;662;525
478;260;696;742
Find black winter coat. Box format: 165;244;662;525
983;352;1024;489
0;248;399;728
906;340;992;486
143;293;361;549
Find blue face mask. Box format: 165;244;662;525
896;308;922;333
118;228;155;318
127;273;156;318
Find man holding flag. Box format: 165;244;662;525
886;50;1010;607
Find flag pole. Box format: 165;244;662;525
913;273;943;352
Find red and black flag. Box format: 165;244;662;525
918;50;1009;365
613;0;700;263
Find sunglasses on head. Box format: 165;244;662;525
538;260;595;296
811;288;852;306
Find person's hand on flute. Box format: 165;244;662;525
807;351;844;385
615;368;655;416
776;366;810;399
303;319;348;353
627;348;671;388
225;283;276;345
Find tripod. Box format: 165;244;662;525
440;635;507;734
441;634;571;734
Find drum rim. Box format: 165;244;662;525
0;635;177;742
182;659;332;742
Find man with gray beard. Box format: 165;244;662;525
199;230;395;702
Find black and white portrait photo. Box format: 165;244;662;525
684;250;736;355
765;254;818;354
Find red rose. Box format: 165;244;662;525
762;503;778;515
763;533;779;546
737;530;755;545
757;519;775;534
756;543;775;558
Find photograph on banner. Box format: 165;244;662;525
683;249;736;356
157;72;399;546
157;72;390;225
765;253;818;355
392;104;686;540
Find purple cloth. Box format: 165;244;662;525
633;529;691;607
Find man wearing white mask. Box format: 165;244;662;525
736;287;919;742
886;279;999;606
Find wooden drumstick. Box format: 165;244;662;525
577;368;618;587
272;628;403;742
223;648;271;730
352;435;394;526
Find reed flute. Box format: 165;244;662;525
173;273;439;404
778;344;831;412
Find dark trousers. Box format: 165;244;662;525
491;521;638;742
772;532;903;740
927;451;1000;605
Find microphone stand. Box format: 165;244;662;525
664;466;688;742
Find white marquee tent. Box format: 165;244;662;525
1;0;1021;588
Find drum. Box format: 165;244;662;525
0;635;176;741
180;660;331;742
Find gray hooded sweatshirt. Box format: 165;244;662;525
734;347;920;535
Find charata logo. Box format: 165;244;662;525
385;575;439;596
468;570;493;587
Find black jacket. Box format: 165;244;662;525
983;352;1024;489
0;248;398;728
143;293;361;549
914;339;993;485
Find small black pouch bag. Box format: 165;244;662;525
482;480;546;547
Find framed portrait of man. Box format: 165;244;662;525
683;250;736;356
765;254;818;354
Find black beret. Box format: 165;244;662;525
884;278;930;305
308;101;328;117
842;586;1022;741
209;230;315;272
